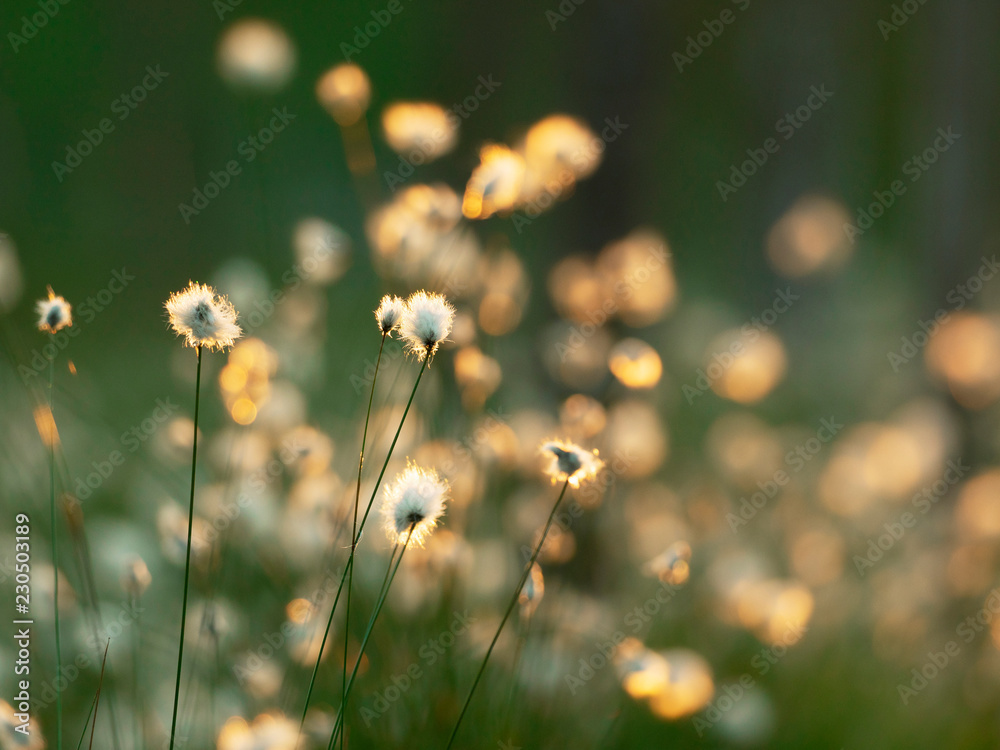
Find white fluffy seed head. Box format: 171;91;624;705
540;439;604;488
375;294;405;335
165;281;242;352
400;290;455;360
36;286;72;334
381;463;449;546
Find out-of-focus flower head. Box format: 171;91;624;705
36;285;72;333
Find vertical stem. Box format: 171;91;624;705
297;556;350;736
445;480;571;750
169;346;202;750
340;333;386;749
132;594;143;750
49;354;63;750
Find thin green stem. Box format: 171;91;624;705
340;332;386;750
132;594;143;750
48;354;63;750
75;694;97;750
169;346;202;750
330;530;412;748
355;356;428;538
89;639;111;750
297;354;428;743
445;480;571;750
297;556;350;735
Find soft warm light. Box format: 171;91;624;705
316;63;371;126
925;313;1000;409
462;144;525;219
217;19;296;91
708;329;787;404
382;102;457;160
609;338;663;388
766;195;853;277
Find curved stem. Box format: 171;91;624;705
340;332;386;749
330;530;412;748
169;346;202;750
445;480;570;750
49;354;63;750
297;354;428;741
297;556;351;735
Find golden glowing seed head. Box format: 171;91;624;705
36;285;72;333
375;294;406;335
381;101;458;160
165;281;242;352
400;290;455;360
539;438;604;488
217;711;298;750
519;562;545;618
315;63;371;126
609;338;663;389
462;144;526;219
380;463;449;546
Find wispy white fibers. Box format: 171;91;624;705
400;290;455;360
165;281;242;351
375;294;405;335
381;463;449;546
35;286;72;333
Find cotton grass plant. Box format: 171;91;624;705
35;285;71;750
446;439;604;749
164;281;242;750
297;290;455;745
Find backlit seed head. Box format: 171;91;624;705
539;439;604;488
375;294;405;335
165;281;242;352
400;290;455;360
36;285;72;334
381;463;449;547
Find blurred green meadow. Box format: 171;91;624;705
2;0;1000;748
